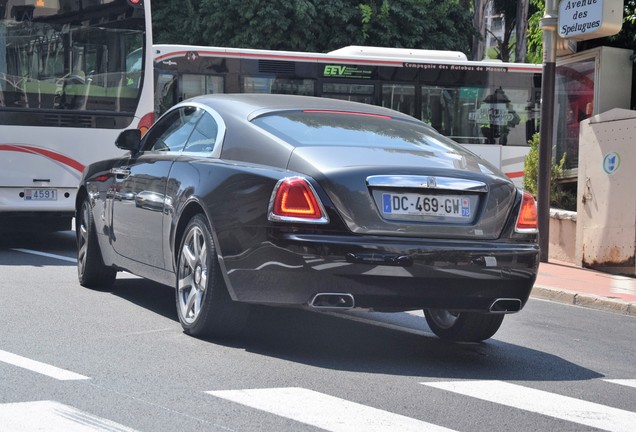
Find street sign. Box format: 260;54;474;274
558;0;623;41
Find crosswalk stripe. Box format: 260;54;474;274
207;387;457;432
604;379;636;389
0;401;138;432
0;350;89;381
422;380;636;432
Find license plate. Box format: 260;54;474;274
382;193;470;218
24;189;57;201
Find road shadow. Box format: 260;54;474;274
108;277;603;383
108;276;178;321
238;305;603;382
0;230;77;266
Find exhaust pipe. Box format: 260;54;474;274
309;293;355;309
489;298;522;313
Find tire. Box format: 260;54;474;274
175;214;250;339
77;197;117;288
424;309;505;342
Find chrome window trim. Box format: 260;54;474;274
164;101;227;158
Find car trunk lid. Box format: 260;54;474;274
287;146;516;240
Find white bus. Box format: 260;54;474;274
153;44;542;186
0;0;154;231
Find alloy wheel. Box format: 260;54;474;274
177;226;208;325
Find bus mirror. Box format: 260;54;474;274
115;129;142;152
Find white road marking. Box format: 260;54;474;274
0;350;89;381
207;387;457;432
604;379;636;389
422;380;636;432
11;248;77;263
0;401;138;432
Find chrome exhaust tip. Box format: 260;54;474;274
489;298;522;313
309;293;355;309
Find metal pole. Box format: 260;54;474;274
538;1;558;262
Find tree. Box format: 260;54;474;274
526;0;544;64
152;0;473;54
485;0;518;62
578;0;636;50
358;0;473;53
515;0;530;63
472;0;488;60
470;0;537;63
152;0;205;45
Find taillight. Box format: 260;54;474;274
515;191;538;233
137;112;155;137
269;177;329;224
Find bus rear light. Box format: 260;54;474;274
269;177;329;224
515;191;538;233
137;112;154;136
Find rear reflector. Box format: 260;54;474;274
515;191;538;233
269;177;329;224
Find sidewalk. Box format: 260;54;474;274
532;261;636;316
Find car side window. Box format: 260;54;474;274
144;106;203;152
183;112;219;154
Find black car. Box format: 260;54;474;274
76;94;539;342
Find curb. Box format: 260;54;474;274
531;285;636;316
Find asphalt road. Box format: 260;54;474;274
0;230;635;432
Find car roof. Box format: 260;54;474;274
184;93;418;122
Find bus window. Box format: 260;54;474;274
4;23;144;112
322;83;375;104
422;85;532;147
382;84;416;118
421;87;463;140
182;74;224;101
271;78;315;95
242;77;315;95
156;73;178;117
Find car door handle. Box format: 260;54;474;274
110;168;131;177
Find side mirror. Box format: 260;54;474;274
115;129;142;153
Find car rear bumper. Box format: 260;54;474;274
220;233;539;312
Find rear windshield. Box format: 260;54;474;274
251;110;467;154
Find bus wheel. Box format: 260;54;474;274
424;309;504;342
175;214;250;339
77;197;116;288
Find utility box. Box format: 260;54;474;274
576;109;636;275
